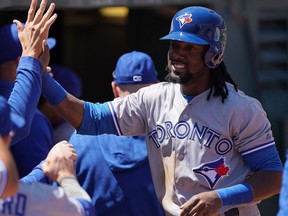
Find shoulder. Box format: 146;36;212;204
225;83;263;110
134;82;180;101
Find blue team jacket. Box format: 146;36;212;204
69;132;165;216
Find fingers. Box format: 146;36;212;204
39;3;57;28
39;39;50;75
52;141;78;161
12;20;24;32
33;0;48;24
26;0;38;23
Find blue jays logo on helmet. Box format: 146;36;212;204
193;157;230;189
176;13;192;28
160;6;227;68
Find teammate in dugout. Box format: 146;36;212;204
0;0;57;198
70;51;165;216
0;96;95;216
41;5;283;216
0;0;95;215
0;23;55;178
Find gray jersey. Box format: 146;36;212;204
108;82;272;215
0;181;87;216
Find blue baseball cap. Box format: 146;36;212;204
51;65;82;98
0;23;56;64
0;96;25;137
113;51;157;85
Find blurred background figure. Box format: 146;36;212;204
69;51;165;216
277;149;288;216
0;96;23;199
0;23;55;178
38;64;82;143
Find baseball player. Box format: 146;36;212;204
0;22;55;178
70;51;165;216
41;5;283;216
3;0;57;146
0;95;95;216
38;64;83;143
0;0;56;196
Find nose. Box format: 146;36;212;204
169;48;185;62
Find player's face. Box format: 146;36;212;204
166;40;210;86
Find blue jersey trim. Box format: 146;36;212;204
241;141;275;156
107;101;122;135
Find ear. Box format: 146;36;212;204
111;81;119;98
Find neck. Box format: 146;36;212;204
180;74;212;96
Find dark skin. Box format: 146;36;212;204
166;40;212;96
165;41;282;216
51;40;282;216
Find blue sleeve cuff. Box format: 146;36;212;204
42;73;67;106
216;182;254;206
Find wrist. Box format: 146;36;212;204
59;176;77;185
18;57;43;74
216;182;254;206
42;73;67;105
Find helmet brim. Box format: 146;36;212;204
160;31;209;45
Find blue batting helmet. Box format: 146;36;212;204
160;6;227;68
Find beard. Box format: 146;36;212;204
165;72;181;83
165;66;193;85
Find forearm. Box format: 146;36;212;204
42;73;84;130
60;177;91;201
8;57;42;144
56;94;84;130
216;170;282;212
246;170;282;202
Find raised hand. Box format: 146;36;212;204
13;0;57;62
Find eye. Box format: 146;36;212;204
185;45;196;52
187;46;195;51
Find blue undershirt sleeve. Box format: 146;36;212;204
20;160;51;184
8;57;43;145
242;145;283;172
77;101;117;136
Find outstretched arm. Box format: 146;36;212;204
42;73;84;130
8;0;57;145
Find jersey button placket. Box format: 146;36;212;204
178;154;184;160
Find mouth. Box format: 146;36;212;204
171;60;186;74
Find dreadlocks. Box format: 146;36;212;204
207;61;238;103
